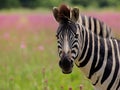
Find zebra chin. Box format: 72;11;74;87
62;69;72;74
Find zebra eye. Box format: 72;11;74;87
56;34;59;39
75;34;79;38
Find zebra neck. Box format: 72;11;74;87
76;28;106;79
77;28;95;76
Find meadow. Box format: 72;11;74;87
0;9;120;90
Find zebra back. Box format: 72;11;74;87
79;14;112;38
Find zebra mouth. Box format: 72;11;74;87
60;63;73;74
59;60;73;74
62;69;72;74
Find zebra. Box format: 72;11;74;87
53;5;120;90
53;5;112;38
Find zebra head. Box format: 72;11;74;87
53;5;82;74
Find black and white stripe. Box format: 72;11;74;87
56;22;80;60
77;24;120;90
78;14;112;38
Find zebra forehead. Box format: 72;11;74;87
57;22;77;35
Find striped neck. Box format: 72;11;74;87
75;25;105;78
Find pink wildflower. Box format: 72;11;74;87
80;85;83;90
38;45;44;51
20;42;26;49
69;87;72;90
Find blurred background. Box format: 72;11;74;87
1;0;120;90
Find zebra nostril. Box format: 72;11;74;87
59;57;72;69
71;60;73;67
63;59;71;68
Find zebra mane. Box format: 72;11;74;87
58;4;71;23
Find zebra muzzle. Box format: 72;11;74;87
59;53;73;74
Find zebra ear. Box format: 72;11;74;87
71;8;79;22
52;7;60;22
